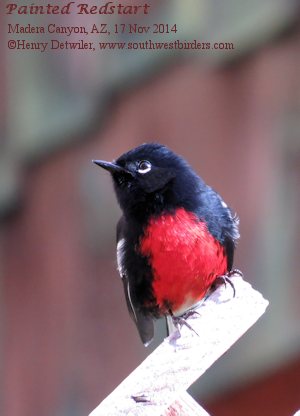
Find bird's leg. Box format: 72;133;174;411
167;309;199;343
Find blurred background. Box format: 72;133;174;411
2;0;300;415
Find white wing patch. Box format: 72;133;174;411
116;237;138;323
218;194;240;241
116;238;126;277
221;200;228;208
127;280;137;322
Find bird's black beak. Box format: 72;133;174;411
93;160;125;174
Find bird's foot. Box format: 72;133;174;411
211;269;243;298
168;309;199;343
213;275;236;297
227;268;243;278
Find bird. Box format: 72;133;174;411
93;143;240;346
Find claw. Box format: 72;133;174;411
214;275;236;297
168;309;199;341
131;393;151;403
227;268;243;278
211;268;243;298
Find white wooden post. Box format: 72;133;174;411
89;275;269;416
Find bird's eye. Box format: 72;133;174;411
137;160;152;174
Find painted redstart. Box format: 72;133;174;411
93;143;240;346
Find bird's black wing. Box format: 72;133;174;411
195;186;240;271
116;216;154;346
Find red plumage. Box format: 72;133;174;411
140;208;227;314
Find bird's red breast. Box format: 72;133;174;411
140;208;227;314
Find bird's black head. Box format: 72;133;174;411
93;143;202;220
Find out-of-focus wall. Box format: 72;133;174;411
2;2;300;415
